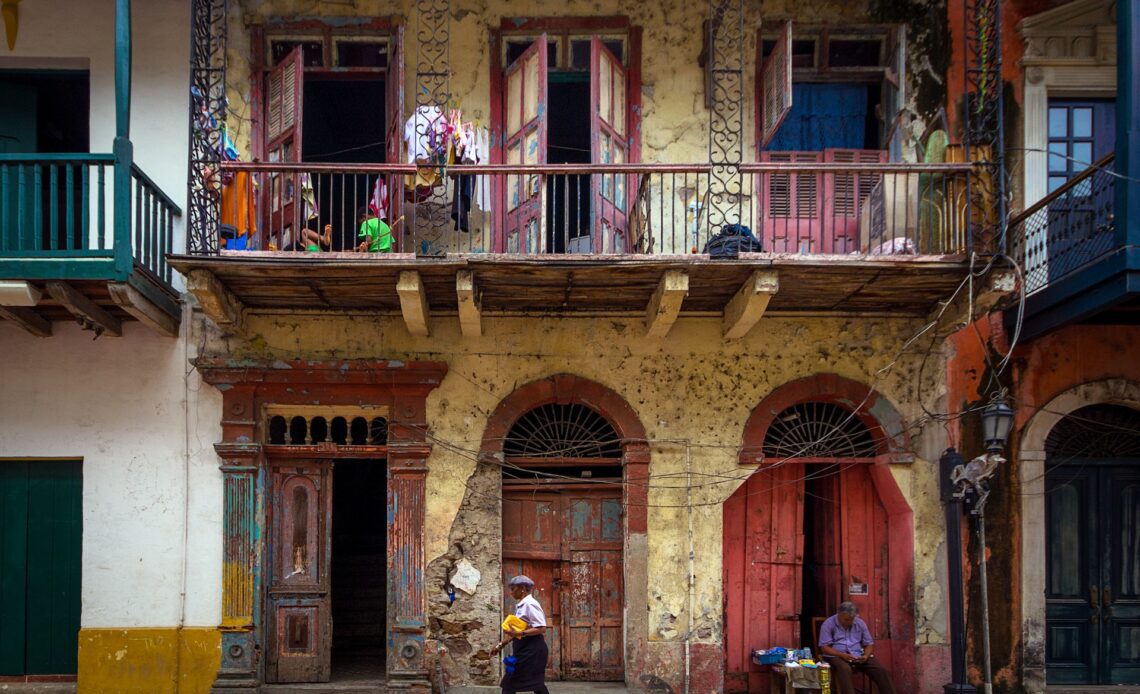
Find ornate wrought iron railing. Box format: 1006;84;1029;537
206;160;974;258
1008;153;1117;294
0;153;180;285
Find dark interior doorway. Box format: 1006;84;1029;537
546;75;591;253
0;70;89;252
302;78;385;251
800;464;841;651
331;459;387;680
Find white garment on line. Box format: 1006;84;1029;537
470;127;492;211
403;105;445;164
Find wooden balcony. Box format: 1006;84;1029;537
1008;153;1140;339
0;154;182;338
169;161;982;337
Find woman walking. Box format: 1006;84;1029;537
490;575;550;694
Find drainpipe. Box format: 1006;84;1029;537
940;448;976;694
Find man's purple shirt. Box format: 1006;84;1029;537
818;614;874;656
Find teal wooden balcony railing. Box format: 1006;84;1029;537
0;153;180;289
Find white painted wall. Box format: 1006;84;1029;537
0;318;222;628
0;0;191;259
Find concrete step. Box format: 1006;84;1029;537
1046;687;1140;694
262;684;384;693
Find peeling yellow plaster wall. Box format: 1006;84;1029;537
206;312;944;646
224;0;888;164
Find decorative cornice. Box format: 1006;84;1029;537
195;358;449;388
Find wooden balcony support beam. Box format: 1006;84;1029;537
109;282;180;337
46;281;122;337
645;270;689;338
0;306;52;337
723;270;779;339
187;269;245;335
397;270;431;337
456;270;482;338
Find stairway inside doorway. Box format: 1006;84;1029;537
331;460;387;682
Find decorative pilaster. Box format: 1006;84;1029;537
212;441;264;691
386;442;431;691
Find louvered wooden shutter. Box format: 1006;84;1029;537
826;149;887;219
759;21;793;149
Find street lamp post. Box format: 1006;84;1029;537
948;397;1015;694
940;447;975;694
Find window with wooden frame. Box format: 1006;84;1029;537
756;24;906;156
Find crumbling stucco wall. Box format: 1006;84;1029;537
199;311;951;686
224;0;948;166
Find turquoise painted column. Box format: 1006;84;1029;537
113;0;133;279
1117;0;1140;246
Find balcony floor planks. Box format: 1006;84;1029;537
168;252;970;317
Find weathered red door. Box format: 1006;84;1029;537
503;492;563;680
589;37;628;254
264;47;304;249
723;463;894;693
267;462;332;683
561;493;623;680
385;25;405;248
503;488;623;681
502;34;548;253
723;464;806;693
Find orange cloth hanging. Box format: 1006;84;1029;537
220;171;257;238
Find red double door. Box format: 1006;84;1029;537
723;463;899;693
502;487;624;681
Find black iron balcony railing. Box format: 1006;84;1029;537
205;160;975;259
1009;153;1117;294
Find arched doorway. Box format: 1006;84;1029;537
725;376;914;693
1043;404;1140;686
481;374;649;684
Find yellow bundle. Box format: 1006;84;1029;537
501;614;527;638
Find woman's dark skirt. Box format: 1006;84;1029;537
500;634;548;690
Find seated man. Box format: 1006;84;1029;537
818;602;896;694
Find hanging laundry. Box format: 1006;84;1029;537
404;105;449;164
299;173;319;224
471;127;492;212
370;176;389;221
220;170;258;248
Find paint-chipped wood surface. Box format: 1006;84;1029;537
168;253;971;316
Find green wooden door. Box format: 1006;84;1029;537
1047;462;1140;685
0;461;82;676
0;80;38;251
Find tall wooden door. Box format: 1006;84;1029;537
267;463;333;683
502;34;548;253
264;47;304;248
503;488;624;681
1046;463;1140;685
0;461;82;676
589;37;628;254
723;464;805;693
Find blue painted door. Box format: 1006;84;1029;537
766;83;871;152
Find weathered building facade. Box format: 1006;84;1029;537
944;0;1140;692
0;1;1038;694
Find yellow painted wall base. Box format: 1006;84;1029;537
77;628;220;694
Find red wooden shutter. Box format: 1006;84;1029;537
824;149;887;254
502;34;549;253
759;21;793;150
263;47;304;250
759;150;822;253
590;37;629;254
385;25;405;249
